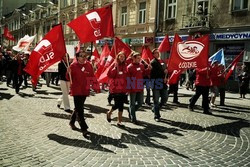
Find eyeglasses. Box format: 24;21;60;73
78;54;87;58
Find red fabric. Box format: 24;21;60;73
168;34;209;72
107;63;128;94
225;51;244;82
110;37;132;58
126;57;133;66
24;24;66;86
210;66;220;86
127;63;149;93
195;67;211;87
158;35;171;52
4;26;15;41
68;5;114;43
69;61;100;96
168;70;182;85
97;37;131;83
99;43;110;66
141;46;153;61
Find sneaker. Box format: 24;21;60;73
210;103;216;107
154;118;160;122
65;109;72;113
82;130;90;139
173;101;180;104
117;123;125;128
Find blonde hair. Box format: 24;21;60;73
116;51;125;63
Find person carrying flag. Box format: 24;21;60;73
127;52;151;124
67;50;100;138
106;51;128;127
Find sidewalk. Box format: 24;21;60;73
0;81;249;167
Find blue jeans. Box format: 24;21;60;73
129;92;144;121
152;88;168;119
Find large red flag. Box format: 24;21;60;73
4;26;15;41
225;50;244;82
24;24;66;86
168;34;209;71
158;35;171;52
98;37;132;83
68;5;114;43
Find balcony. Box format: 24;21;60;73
181;14;211;33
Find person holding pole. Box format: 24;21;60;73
57;54;71;113
127;52;151;124
67;50;100;138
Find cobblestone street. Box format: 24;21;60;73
0;81;250;167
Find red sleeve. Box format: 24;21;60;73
107;64;117;78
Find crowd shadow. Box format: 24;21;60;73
85;104;109;114
43;112;94;120
0;92;14;100
47;133;115;153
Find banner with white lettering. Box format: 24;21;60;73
168;34;209;71
24;24;66;86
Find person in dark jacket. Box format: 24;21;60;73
106;51;128;127
67;50;100;138
189;67;212;115
57;54;71;112
13;53;25;94
238;66;250;98
150;49;168;122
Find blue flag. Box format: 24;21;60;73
209;49;225;66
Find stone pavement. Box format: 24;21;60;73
0;81;250;167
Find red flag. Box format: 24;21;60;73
24;24;66;86
141;46;153;62
168;33;209;72
4;26;15;41
97;37;132;83
68;5;114;43
99;43;110;66
168;70;182;85
225;50;244;82
158;35;171;52
105;37;132;67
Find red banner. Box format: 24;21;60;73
24;24;66;86
158;35;171;52
68;5;114;43
168;34;209;71
4;26;15;41
225;50;244;82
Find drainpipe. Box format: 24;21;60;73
155;0;160;48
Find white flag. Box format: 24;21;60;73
13;35;36;52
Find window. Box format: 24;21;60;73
71;0;75;5
167;0;176;19
197;0;208;16
233;0;248;10
139;2;146;24
121;6;127;26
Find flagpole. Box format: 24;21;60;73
90;1;95;59
66;53;72;84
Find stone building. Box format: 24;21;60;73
156;0;250;90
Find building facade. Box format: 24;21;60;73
115;0;157;51
156;0;250;91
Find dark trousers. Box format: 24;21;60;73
190;86;210;112
112;93;126;112
219;87;225;105
70;96;88;131
168;84;178;102
13;74;23;93
145;87;151;104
